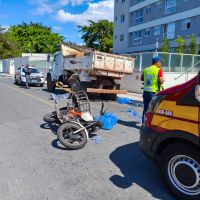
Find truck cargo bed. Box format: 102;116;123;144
63;51;135;76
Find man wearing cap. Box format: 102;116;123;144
141;57;164;123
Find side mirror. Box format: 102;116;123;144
195;71;200;102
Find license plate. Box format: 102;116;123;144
31;79;37;83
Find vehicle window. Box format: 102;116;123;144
17;67;21;71
177;86;199;106
31;68;40;73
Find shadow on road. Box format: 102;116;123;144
40;122;58;135
117;119;140;129
109;142;174;200
42;88;66;94
51;139;69;151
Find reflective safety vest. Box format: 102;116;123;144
143;65;160;93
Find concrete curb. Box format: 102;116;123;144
117;92;143;102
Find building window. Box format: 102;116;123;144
154;25;161;36
133;31;142;44
144;29;150;37
115;0;118;3
145;6;151;14
181;18;191;30
120;34;124;41
155;0;162;12
121;0;125;3
165;0;176;14
120;14;125;23
115;17;118;21
115;35;117;40
163;22;175;39
130;12;134;27
135;9;143;24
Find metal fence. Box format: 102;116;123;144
29;60;49;69
28;60;50;75
124;52;200;73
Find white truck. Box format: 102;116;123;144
47;44;135;99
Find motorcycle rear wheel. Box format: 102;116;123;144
43;112;58;123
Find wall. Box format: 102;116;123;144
2;57;29;74
120;71;197;93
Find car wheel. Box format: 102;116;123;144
40;83;44;87
159;143;200;200
18;78;22;86
14;77;18;85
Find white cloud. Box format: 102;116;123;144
35;4;53;15
1;25;10;32
53;26;62;31
54;0;114;25
0;14;8;19
27;0;94;15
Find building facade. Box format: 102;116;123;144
113;0;200;54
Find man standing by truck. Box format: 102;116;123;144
23;64;31;89
141;57;164;123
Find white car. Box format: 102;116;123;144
15;66;45;87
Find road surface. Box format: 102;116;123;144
0;76;174;200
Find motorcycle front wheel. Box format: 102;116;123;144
57;122;87;150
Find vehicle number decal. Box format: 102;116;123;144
158;109;173;116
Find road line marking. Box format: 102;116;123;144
1;83;54;107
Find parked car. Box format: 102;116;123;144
15;66;45;87
140;70;200;200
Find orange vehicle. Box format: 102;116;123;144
140;70;200;200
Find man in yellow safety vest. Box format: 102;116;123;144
141;57;165;123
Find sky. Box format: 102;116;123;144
0;0;114;44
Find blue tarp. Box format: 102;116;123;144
96;112;118;130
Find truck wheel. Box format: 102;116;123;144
70;79;80;92
101;84;120;101
47;76;55;92
159;143;200;200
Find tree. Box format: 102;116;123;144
175;35;186;54
7;22;63;54
78;20;113;52
188;34;198;54
160;37;170;52
0;26;20;59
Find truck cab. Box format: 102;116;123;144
140;70;200;200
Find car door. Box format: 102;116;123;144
16;67;21;81
174;84;199;137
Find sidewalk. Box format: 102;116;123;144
117;92;143;102
0;73;14;77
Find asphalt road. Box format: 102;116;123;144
0;76;175;200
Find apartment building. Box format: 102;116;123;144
113;0;200;54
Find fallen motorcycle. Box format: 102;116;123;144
43;91;106;150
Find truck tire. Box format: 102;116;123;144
47;76;55;92
101;84;120;101
159;143;200;200
70;79;81;92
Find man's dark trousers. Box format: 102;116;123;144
142;91;155;123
